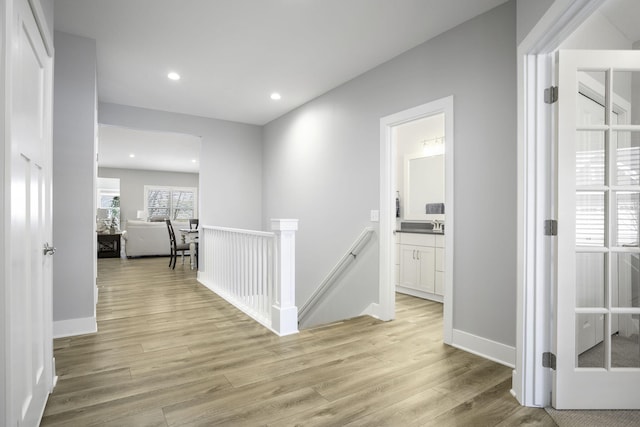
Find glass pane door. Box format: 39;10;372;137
555;50;640;409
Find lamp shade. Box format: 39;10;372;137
96;208;110;219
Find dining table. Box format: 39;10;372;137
179;228;199;269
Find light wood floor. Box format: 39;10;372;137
41;257;556;426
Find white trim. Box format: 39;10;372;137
198;276;280;335
379;96;453;344
27;0;53;57
395;286;443;303
360;302;380;318
53;316;97;338
520;0;606;55
0;0;9;421
451;329;516;368
515;0;605;408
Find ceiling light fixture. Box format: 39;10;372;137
129;153;135;158
270;92;281;100
191;159;197;163
168;72;181;81
421;137;445;157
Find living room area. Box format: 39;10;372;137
95;124;201;262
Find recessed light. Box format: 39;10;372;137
129;153;135;158
270;92;281;100
168;72;181;81
191;159;197;163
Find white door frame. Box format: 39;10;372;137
379;96;454;344
515;0;606;407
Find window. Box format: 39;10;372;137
144;186;197;220
97;177;121;229
576;93;639;248
98;193;120;228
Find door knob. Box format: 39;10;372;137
43;243;56;256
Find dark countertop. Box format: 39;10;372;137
396;222;444;235
396;229;444;235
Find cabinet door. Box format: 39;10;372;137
435;271;444;295
417;247;435;293
394;243;400;285
435;247;444;272
399;245;419;289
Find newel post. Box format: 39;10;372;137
271;219;299;336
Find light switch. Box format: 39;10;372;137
370;210;379;222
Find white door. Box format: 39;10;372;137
4;0;55;424
555;49;640;409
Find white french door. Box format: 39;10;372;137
555;49;640;408
4;0;55;424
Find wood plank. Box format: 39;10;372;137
40;257;550;426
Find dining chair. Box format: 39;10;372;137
188;219;199;268
165;219;190;269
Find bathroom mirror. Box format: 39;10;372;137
404;153;444;221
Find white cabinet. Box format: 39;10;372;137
397;232;444;300
399;244;435;292
435;242;445;295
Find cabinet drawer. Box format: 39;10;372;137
400;232;435;247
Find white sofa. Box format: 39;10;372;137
122;220;189;258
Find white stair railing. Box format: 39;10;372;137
198;219;299;336
298;227;375;325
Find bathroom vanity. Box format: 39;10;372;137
395;227;444;302
395;119;446;303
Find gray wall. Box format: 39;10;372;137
98;103;262;231
560;10;632;50
516;0;555;45
52;31;97;323
98;167;199;227
40;0;54;41
263;1;518;345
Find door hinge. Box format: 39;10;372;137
544;219;558;236
544;86;558;104
542;352;556;370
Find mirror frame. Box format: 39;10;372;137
403;152;445;221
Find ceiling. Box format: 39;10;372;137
56;0;639;174
98;126;201;174
599;0;640;44
53;0;509;126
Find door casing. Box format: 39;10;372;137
379;96;454;344
515;0;607;408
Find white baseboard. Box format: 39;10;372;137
51;357;58;389
395;285;443;303
360;302;380;318
198;277;276;334
451;328;515;368
53;316;97;338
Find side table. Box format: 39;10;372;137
97;232;122;258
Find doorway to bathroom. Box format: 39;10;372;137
379;96;454;344
395;113;446;302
